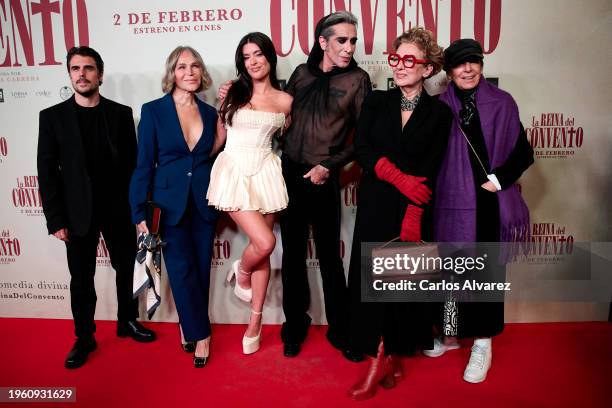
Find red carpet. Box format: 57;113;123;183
0;319;609;407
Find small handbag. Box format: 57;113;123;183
371;237;441;281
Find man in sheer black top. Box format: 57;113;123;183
279;11;371;361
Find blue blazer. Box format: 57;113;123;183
129;93;219;226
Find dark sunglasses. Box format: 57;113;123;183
387;53;430;68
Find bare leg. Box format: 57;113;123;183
229;211;276;337
195;336;210;358
248;213;276;336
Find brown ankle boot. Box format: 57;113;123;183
347;341;387;401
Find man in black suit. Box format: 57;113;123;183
37;46;155;369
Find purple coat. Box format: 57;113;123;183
434;77;530;243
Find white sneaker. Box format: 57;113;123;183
423;337;460;357
463;344;492;383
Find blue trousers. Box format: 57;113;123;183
161;194;216;341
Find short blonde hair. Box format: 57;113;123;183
392;27;444;78
161;46;212;94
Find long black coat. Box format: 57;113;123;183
348;88;452;357
37;95;136;236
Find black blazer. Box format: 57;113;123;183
353;88;453;242
37;95;137;236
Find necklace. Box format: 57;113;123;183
400;91;421;111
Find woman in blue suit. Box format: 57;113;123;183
129;46;219;368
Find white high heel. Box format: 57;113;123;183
226;260;252;302
242;310;262;355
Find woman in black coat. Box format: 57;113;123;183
346;28;452;400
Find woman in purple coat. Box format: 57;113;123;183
427;39;534;383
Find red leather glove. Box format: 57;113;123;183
401;205;423;242
374;157;431;205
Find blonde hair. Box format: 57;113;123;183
161;46;212;94
392;27;444;78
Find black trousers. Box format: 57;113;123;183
65;207;138;339
280;157;349;347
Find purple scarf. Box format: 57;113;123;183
435;77;529;243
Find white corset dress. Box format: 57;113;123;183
206;109;288;214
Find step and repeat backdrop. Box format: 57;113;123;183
1;0;611;325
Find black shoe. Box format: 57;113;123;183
283;342;301;358
117;320;156;342
342;349;365;363
182;342;196;353
193;355;208;368
193;337;210;368
325;332;364;362
64;337;97;369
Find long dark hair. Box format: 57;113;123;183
220;32;280;126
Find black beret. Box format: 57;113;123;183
443;38;484;71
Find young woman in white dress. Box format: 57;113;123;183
208;32;292;354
